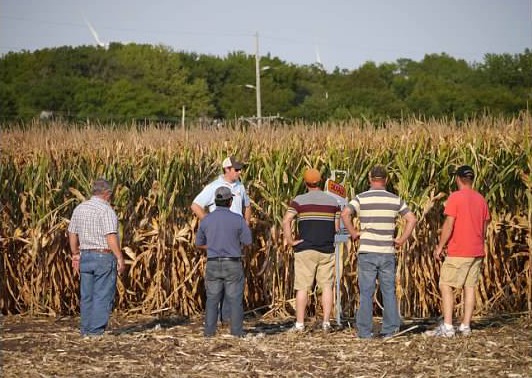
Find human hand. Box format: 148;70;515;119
394;237;406;247
117;257;126;274
71;255;80;274
433;246;444;262
290;239;304;247
350;232;360;241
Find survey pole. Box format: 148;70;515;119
325;170;348;326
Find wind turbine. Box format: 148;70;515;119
83;17;109;49
315;45;324;70
315;45;328;99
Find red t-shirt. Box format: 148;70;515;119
445;188;490;257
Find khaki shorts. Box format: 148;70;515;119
440;256;483;288
294;249;335;291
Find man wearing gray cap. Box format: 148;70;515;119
195;186;252;337
191;156;252;324
426;165;490;337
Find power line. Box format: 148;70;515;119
0;15;255;39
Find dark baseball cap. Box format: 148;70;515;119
369;165;387;180
215;186;233;201
455;165;475;179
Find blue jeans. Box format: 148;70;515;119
356;253;400;337
204;260;244;336
80;251;117;335
220;292;231;323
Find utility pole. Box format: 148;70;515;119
255;32;262;128
181;105;186;130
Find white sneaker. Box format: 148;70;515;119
457;324;471;336
322;322;332;333
424;323;455;338
289;323;305;333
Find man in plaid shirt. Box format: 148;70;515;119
68;178;125;337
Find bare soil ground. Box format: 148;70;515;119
1;313;531;378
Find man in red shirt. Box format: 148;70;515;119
426;165;490;337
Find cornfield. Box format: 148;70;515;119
1;114;530;319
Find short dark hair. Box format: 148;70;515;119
369;165;387;180
92;178;112;195
455;165;475;181
215;198;232;208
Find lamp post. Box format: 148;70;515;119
255;32;262;127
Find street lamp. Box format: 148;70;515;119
245;66;270;90
254;32;262;127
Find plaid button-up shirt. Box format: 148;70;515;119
68;196;118;250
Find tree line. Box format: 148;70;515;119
0;43;530;123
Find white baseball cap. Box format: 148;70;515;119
222;156;243;170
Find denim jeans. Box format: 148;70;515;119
220;292;231;323
80;251;117;335
204;260;244;336
356;253;400;337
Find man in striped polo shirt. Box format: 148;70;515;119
282;168;341;332
341;165;417;338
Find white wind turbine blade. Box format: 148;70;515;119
315;45;328;98
84;17;107;48
315;45;322;66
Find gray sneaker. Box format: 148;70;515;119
424;323;455;338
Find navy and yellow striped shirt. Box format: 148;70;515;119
287;191;340;253
348;189;410;254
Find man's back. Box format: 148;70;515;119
445;188;489;257
69;197;117;249
288;190;340;253
196;208;252;258
350;189;409;254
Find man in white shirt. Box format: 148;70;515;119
191;156;251;224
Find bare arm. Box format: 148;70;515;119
106;233;125;274
244;205;252;225
483;220;489;239
434;215;455;261
68;232;80;274
340;206;359;240
191;203;207;221
282;211;303;247
395;211;417;247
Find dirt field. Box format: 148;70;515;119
1;313;531;378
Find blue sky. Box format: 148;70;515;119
1;0;530;70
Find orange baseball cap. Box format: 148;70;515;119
303;168;321;184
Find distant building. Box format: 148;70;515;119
39;111;54;120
